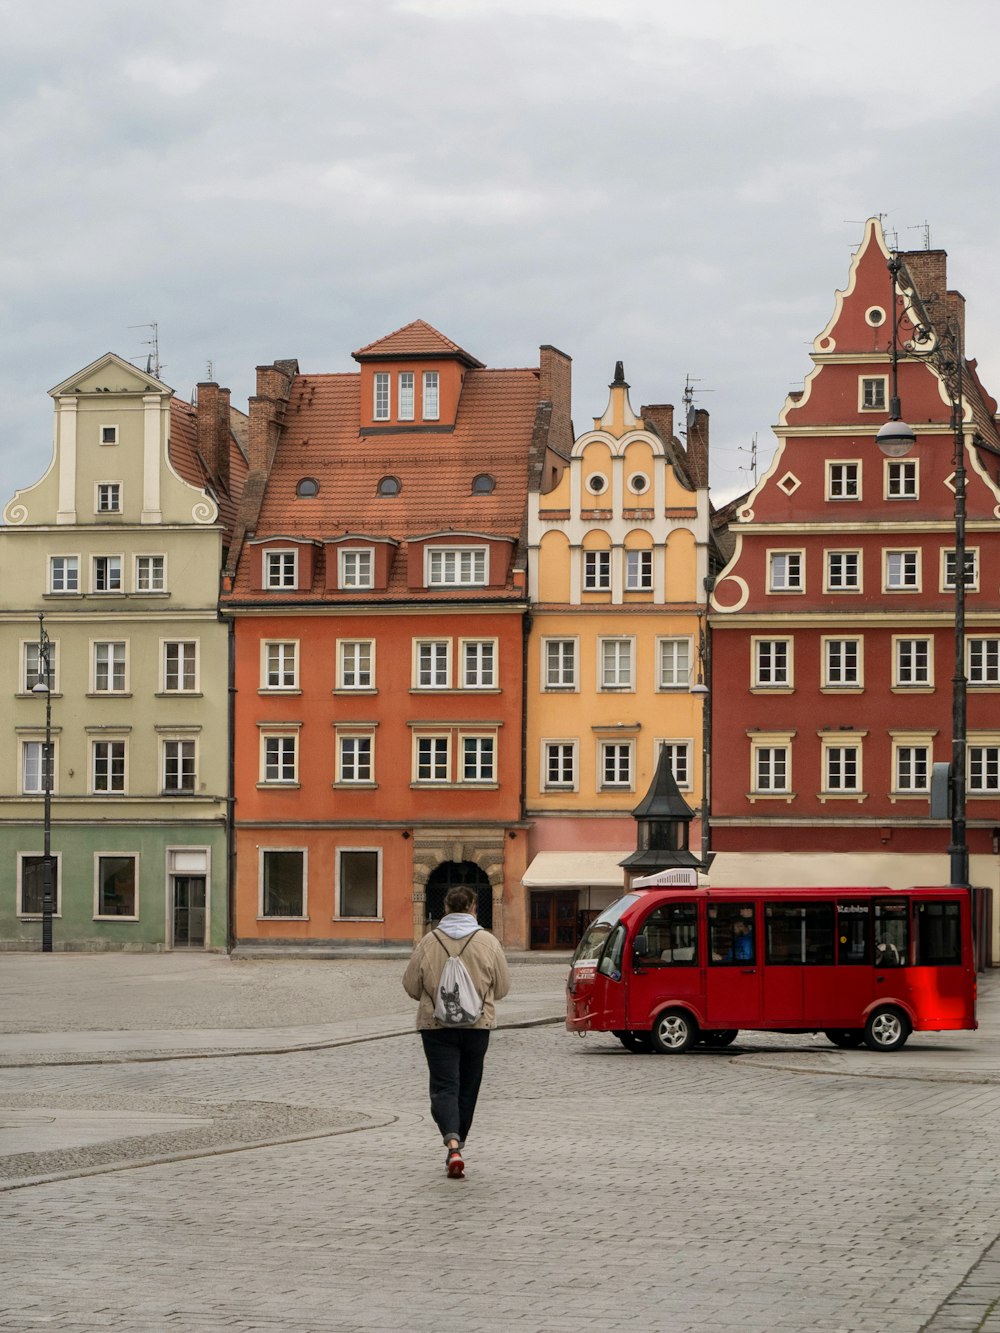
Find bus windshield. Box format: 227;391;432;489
572;895;639;964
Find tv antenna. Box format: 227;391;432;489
738;433;759;486
906;221;932;250
682;374;714;422
129;322;164;380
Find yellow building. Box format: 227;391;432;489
523;364;712;948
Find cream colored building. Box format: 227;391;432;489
523;366;713;947
0;354;241;950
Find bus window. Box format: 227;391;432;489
915;901;962;965
764;903;835;965
709;903;755;965
572;895;638;965
597;923;627;980
637;902;698;966
837;902;870;964
873;899;909;967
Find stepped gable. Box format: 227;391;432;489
353;319;484;366
230;362;541;601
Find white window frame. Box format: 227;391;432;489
134;554;166;592
821;738;863;795
338;639;375;690
625;548;653;590
92;640;128;694
822;636;862;689
542;638;577;690
826;461;861;502
261;640;299;691
336;847;383;920
260;732;299;785
749;733;794;796
768;550;804;593
422;370;439;421
884;549;920;592
968;637;1000;686
598;636;634;691
93;852;140;921
885;458;918;500
752;637;793;689
374;371;390;420
259;847;308;920
894;636;933;688
657;637;692;690
162;738;197;794
425;547;488;587
398;372;414;421
461;734;496;783
891;736;932;796
413;639;451;689
17;850;63;919
95;481;122;514
92;554;123;594
20;737;56;796
162;640;199;693
99;424;118;446
968;739;1000;795
825;550;862;593
542;740;577;791
49;555;80;594
264;549;298;589
22;638;58;694
859;375;888;411
339;547;374;590
599;740;634;791
655;739;692;791
414;733;451;783
91;738;127;795
460;639;496;689
942;547;979;593
336;732;375;785
583;550;611;591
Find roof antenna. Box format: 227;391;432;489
129;322;163;380
906;221;932;250
738;433;759;486
681;374;714;431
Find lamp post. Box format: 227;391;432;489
690;600;712;868
31;612;54;952
875;256;969;889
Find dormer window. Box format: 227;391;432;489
427;547;487;587
296;477;319;497
377;476;401;497
399;372;414;421
265;550;298;588
340;549;374;589
472;473;495;495
374;372;390;421
97;482;122;513
422;371;439;421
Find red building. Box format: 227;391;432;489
222;322;571;948
709;218;1000;953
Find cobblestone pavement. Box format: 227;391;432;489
2;954;1000;1332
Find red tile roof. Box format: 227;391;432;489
169;398;248;545
226;363;542;603
352;320;484;367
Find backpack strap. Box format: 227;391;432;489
432;928;481;958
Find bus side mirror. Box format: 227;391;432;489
634;934;650;959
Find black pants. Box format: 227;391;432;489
420;1028;491;1145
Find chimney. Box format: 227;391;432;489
641;403;675;443
197;382;221;482
216;387;232;494
686;408;710;490
539;345;573;455
248;362;297;474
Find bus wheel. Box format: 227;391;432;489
614;1030;652;1053
700;1029;738;1048
824;1029;864;1049
650;1009;698;1054
863;1007;910;1052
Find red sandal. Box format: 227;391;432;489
446;1148;465;1179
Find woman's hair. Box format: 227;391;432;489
444;885;478;916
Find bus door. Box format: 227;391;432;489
872;898;913;1013
705;902;760;1026
827;900;878;1024
627;900;701;1031
910;898;974;1027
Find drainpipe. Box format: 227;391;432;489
226;613;236;954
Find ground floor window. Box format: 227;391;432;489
95;854;138;918
338;848;380;918
261;849;306;917
18;853;60;916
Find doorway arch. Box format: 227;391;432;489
424;861;493;930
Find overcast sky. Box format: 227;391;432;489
5;0;1000;506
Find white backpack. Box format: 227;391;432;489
432;930;484;1026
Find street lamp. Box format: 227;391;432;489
690;591;713;869
875;255;969;889
31;612;55;952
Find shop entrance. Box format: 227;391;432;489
530;891;578;950
172;876;206;948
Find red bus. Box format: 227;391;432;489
566;875;977;1053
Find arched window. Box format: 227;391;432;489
377;476;401;497
296;477;319;497
424;860;492;929
471;473;496;494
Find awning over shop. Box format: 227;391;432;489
522;851;629;889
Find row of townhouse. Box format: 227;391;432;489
4;218;1000;956
0;323;714;952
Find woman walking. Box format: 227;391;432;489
402;885;511;1178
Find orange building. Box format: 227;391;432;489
223;322;571;947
